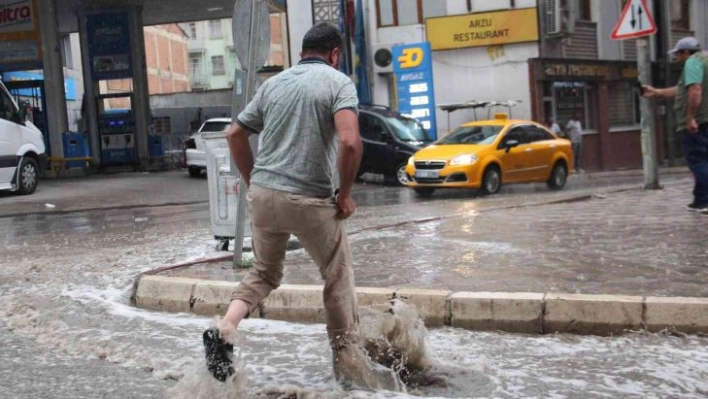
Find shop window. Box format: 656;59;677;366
209;20;223;39
608;82;639;127
376;0;446;27
672;0;690;30
550;82;598;131
553;82;585;129
211;56;225;75
578;0;592;21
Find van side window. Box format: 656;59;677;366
369;117;388;142
358;114;373;140
359;114;386;142
0;88;18;122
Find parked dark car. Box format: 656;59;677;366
357;105;433;185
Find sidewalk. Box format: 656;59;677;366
133;174;708;336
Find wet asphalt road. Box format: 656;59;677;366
2;170;708;398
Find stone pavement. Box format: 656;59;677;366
157;176;708;298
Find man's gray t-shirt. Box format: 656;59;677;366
236;58;358;197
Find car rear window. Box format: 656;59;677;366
438;125;502;145
200;122;231;132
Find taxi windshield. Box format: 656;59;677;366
438;125;502;145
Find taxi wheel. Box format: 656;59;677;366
414;188;435;197
16;157;39;195
481;165;501;195
547;161;568;190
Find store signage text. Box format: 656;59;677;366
425;8;538;51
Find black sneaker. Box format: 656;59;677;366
687;202;705;212
203;328;234;382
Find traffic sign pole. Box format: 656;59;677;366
611;0;660;190
637;39;660;190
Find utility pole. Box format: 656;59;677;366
231;0;270;267
637;38;660;189
611;0;660;190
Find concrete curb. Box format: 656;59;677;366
133;275;708;336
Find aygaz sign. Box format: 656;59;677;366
425;8;539;51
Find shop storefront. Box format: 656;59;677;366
529;58;657;171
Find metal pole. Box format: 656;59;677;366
661;0;675;166
637;38;660;190
233;0;263;267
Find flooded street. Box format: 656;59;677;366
2;173;708;398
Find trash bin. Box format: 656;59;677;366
62;132;90;168
202;131;251;247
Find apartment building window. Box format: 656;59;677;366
578;0;592;21
211;55;225;75
188;23;197;39
190;55;203;73
672;0;690;30
375;0;446;27
209;20;223;39
312;0;339;24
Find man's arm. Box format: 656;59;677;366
226;123;255;187
687;84;703;133
642;85;678;99
334;109;362;219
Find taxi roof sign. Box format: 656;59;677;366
611;0;657;40
494;112;509;121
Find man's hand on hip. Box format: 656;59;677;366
336;193;356;220
688;118;699;134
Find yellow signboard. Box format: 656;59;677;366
425;8;539;51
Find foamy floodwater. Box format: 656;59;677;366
1;204;708;398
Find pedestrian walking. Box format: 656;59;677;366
643;37;708;213
201;22;400;390
565;111;584;172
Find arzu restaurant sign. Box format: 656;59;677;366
425;8;539;51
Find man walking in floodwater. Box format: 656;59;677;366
201;22;400;390
643;37;708;213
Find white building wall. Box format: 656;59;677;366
286;1;314;65
432;43;537;132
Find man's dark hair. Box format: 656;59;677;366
301;22;343;55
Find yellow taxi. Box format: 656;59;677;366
405;114;573;196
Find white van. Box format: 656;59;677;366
0;80;46;195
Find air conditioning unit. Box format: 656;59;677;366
371;43;395;74
544;0;574;36
544;0;562;35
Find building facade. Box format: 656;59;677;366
181;14;288;91
532;0;708;170
102;23;190;110
288;0;540;136
285;0;708;171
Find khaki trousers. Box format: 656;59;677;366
231;184;359;348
